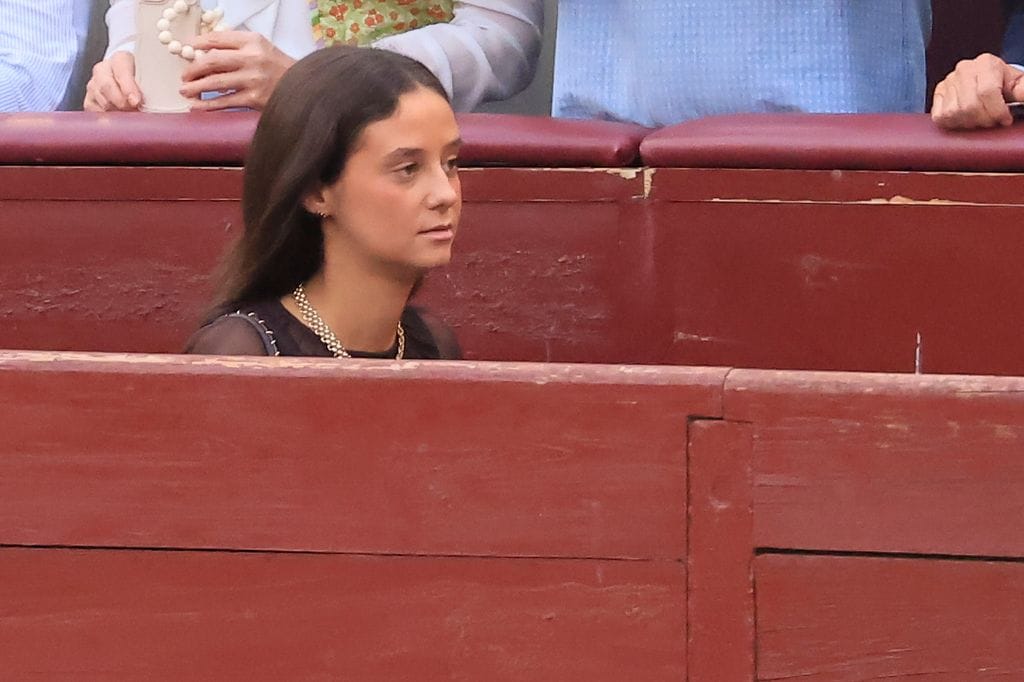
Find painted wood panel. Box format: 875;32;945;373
654;201;1024;375
725;370;1024;557
756;553;1024;680
0;167;644;362
0;352;724;558
0;548;686;680
687;420;755;681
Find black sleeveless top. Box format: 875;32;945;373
184;298;461;360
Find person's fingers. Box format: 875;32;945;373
92;58;131;111
935;80;965;129
110;51;142;109
1004;63;1024;104
952;63;991;128
187;30;249;52
180;71;249;99
930;75;948;117
932;56;1013;130
975;65;1013;127
83;88;104;112
98;79;130;110
180;48;246;84
84;60;121;111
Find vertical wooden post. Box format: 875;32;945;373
687;420;755;681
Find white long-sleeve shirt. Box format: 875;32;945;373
104;0;543;111
0;0;91;111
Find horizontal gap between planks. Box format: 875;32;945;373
0;543;679;564
756;547;1024;565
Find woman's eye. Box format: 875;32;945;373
444;157;460;173
396;163;418;176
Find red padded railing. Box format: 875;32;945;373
641;113;1024;171
0;112;648;167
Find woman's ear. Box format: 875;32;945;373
301;185;330;218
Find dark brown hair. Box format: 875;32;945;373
209;45;449;317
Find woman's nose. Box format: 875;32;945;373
426;165;459;209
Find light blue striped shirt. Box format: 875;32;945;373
0;0;91;112
552;1;932;127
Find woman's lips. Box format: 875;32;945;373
419;225;454;241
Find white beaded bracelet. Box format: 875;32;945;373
156;0;225;61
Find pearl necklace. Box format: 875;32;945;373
155;0;225;61
291;284;405;359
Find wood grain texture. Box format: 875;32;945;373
687;420;755;682
0;167;645;362
0;167;642;203
654;200;1024;375
420;197;663;364
0;351;725;558
756;553;1024;680
725;370;1024;557
650;167;1024;205
0;548;685;681
0;166;244;201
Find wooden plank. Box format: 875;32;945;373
653;201;1024;375
725;370;1024;557
0;166;244;201
756;553;1024;680
420;198;662;364
0;547;686;680
0;199;232;353
0;352;725;558
650;167;1024;205
0;169;646;362
687;420;755;681
0;166;642;203
461;167;645;202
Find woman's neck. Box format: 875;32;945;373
283;255;415;354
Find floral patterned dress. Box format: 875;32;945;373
310;0;455;47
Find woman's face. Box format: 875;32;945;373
313;85;462;274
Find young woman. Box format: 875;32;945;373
185;45;462;359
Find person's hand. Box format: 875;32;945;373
180;31;296;111
932;53;1024;130
83;51;143;111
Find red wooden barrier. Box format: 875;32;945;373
3;351;1024;677
644;115;1024;376
727;370;1024;558
0;352;723;679
756;555;1024;679
1;548;685;680
689;369;1024;680
6;112;1024;376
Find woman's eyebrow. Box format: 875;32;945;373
384;147;422;163
384;138;462;162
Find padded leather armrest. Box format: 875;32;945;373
0;112;257;165
456;113;647;167
640;113;1024;172
0;112;647;168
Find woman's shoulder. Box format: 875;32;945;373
183;310;280;356
403;307;462;360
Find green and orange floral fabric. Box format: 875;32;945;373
310;0;455;47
